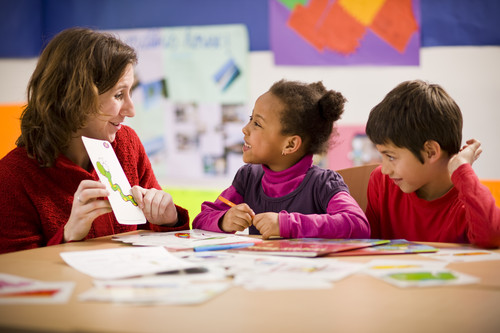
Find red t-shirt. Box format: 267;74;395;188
366;165;500;248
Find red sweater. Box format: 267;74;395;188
0;126;189;254
366;165;500;248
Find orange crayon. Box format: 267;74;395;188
218;195;236;207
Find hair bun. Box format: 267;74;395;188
318;90;346;122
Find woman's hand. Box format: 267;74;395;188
253;212;280;239
448;139;483;175
220;204;255;233
64;180;112;242
131;186;178;226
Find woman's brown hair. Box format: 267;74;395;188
17;27;137;167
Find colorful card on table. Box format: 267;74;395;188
82;136;146;225
231;238;390;257
419;248;500;263
327;239;438;257
361;259;478;288
378;269;479;288
0;273;75;304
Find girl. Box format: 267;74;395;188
193;80;369;239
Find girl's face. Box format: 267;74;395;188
79;64;135;143
242;91;290;171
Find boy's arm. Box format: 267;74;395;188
191;186;244;232
452;164;500;248
279;191;370;239
449;139;500;247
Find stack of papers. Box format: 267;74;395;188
60;246;229;305
113;229;261;251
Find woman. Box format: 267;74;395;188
0;27;189;254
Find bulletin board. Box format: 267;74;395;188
111;25;250;183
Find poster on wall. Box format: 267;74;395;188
270;0;420;66
111;25;249;184
328;125;381;171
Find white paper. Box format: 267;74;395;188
113;229;260;250
60;247;198;280
82;136;146;225
78;282;230;305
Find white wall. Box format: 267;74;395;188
1;46;499;178
248;47;500;179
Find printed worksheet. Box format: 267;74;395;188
60;247;198;280
82;136;146;225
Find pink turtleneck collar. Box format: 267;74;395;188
261;154;313;198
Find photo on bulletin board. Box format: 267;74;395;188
328;124;381;171
270;0;420;66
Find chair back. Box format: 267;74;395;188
336;164;379;212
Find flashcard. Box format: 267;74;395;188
82;136;146;225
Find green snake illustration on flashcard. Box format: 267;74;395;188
96;161;138;206
81;136;146;225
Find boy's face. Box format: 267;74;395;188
375;141;432;195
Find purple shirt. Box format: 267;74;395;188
192;155;369;238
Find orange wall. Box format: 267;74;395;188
0;103;23;158
480;180;500;208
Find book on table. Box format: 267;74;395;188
231;238;390;257
326;239;438;257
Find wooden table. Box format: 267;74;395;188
1;234;499;333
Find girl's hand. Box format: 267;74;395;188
253;212;280;240
65;180;112;242
220;204;255;232
131;186;178;226
448;139;482;175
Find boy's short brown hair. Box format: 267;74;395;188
366;80;463;163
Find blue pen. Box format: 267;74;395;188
194;242;254;252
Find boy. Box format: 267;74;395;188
365;80;500;248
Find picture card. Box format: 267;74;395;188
378;268;479;288
82;136;146;225
419;248;500;263
0;273;74;304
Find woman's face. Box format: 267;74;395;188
79;64;135;143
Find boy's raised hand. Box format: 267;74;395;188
220;204;255;233
448;139;483;174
